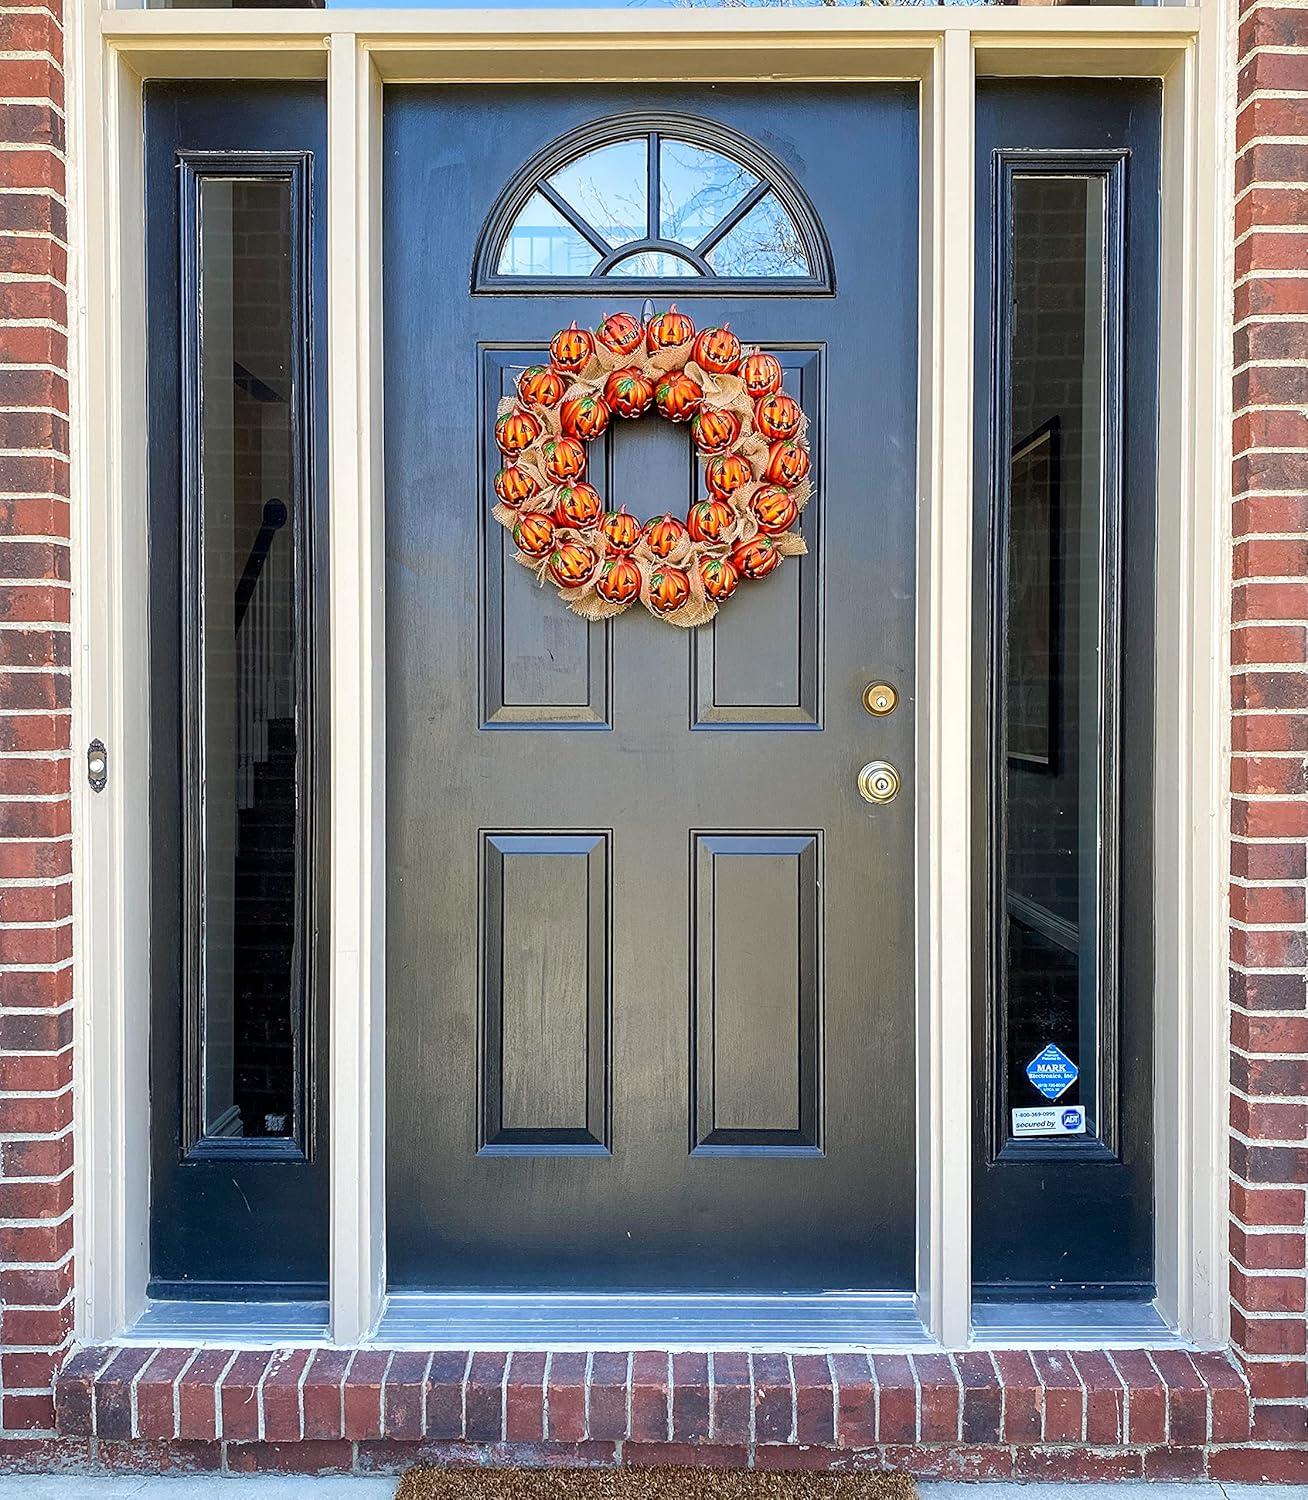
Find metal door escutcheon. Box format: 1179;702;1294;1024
862;682;898;716
857;760;900;804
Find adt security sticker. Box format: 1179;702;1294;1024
1012;1105;1086;1138
1026;1043;1078;1100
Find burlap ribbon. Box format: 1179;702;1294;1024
493;326;811;628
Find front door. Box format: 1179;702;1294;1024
384;85;919;1292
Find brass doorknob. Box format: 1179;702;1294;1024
857;760;900;804
862;682;898;716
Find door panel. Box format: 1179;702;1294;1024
384;84;919;1292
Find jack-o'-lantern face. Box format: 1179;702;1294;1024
700;557;739;601
647;305;696;352
691;325;742;375
686;498;735;544
648;566;692;614
549;320;594;373
643;514;690;559
603;367;655;418
595;312;645;357
512;511;556;558
765;438;811;487
541;437;588;483
548;540;598;587
495;407;542;456
595;556;642;605
494;465;537;507
705;453;754;500
554;482;604;529
655;371;703;423
748;484;800;535
740;351;784;399
601;507;641;552
729;534;782;580
517;364;568;410
754;392;802;441
690;408;741;456
559;392;611;441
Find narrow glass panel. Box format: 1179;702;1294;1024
609;250;700;278
546;139;648;248
499;193;601;277
659;139;758;246
998;174;1110;1146
705;194;811;277
195;175;304;1142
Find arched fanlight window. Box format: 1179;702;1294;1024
475;114;833;291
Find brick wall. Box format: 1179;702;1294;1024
1228;0;1308;1481
0;0;73;1468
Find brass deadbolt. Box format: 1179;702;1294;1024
857;760;901;805
862;682;898;716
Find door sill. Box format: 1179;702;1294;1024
374;1292;930;1351
971;1297;1183;1347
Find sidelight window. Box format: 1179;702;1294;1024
179;155;316;1157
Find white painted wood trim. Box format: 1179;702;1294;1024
70;40;152;1341
327;35;388;1346
915;28;974;1352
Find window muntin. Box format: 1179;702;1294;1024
482;121;828;289
180;156;316;1157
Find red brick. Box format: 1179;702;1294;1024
225;1440;354;1476
1031;1351;1083;1442
1232;1180;1306;1226
670;1351;709;1443
829;1353;873;1449
91;1347;151;1441
708;1352;750;1446
300;1348;349;1441
751;1352;792;1445
792;1354;835;1446
621;1442;746;1469
1233;1305;1308;1355
462;1350;505;1442
911;1353;960;1442
1210;1447;1308;1484
131;1348;190;1443
504;1350;546;1444
588;1351;630;1443
1251;1401;1308;1443
1248;1356;1308;1401
342;1350;388;1441
1015;1448;1144;1482
546;1351;587;1443
1071;1350;1124;1445
1233;1223;1306;1269
880;1444;1014;1482
177;1350;232;1442
868;1354;913;1445
219;1350;270;1444
955;1351;1000;1444
993;1349;1041;1444
423;1350;468;1441
260;1348;311;1445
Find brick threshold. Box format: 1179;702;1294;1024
50;1343;1263;1481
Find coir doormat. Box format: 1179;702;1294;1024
397;1469;915;1500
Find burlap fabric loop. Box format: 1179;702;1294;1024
491;309;814;628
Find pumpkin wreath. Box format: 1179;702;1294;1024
491;306;812;629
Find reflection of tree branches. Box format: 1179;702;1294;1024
660;144;756;244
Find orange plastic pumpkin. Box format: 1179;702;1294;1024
642;514;690;559
754;392;802;441
554;482;604;529
548;540;598;587
765;438;811;486
550;320;594;373
494;465;537;507
748;484;800;535
701;557;739;602
601;507;641;552
648;566;692;614
740;351;784;399
655;371;703;423
690;408;741;455
595;312;645;357
595;556;642;605
647;305;695;352
729;534;782;580
705;452;754;500
559;392;611;440
513;511;556;558
541;436;588;483
691;325;742;375
686;498;735;544
603;367;655;418
517;364;568;409
495;407;542;456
